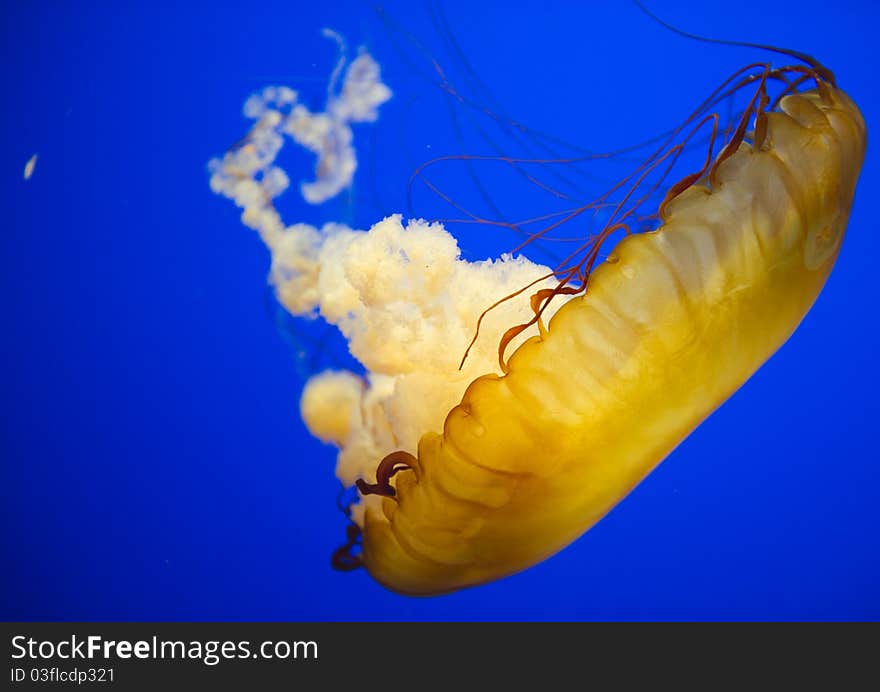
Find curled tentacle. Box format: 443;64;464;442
356;451;417;499
331;523;363;572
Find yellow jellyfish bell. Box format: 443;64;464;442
354;79;865;594
210;40;865;596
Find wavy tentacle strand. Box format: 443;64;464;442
359;82;866;595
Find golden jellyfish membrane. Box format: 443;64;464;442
209;18;866;596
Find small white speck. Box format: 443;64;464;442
23;153;38;180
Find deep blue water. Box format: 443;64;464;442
2;1;878;621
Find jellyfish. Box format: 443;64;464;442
210;25;866;595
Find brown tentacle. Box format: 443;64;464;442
332;451;416;571
356;450;417;499
331;523;363;572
